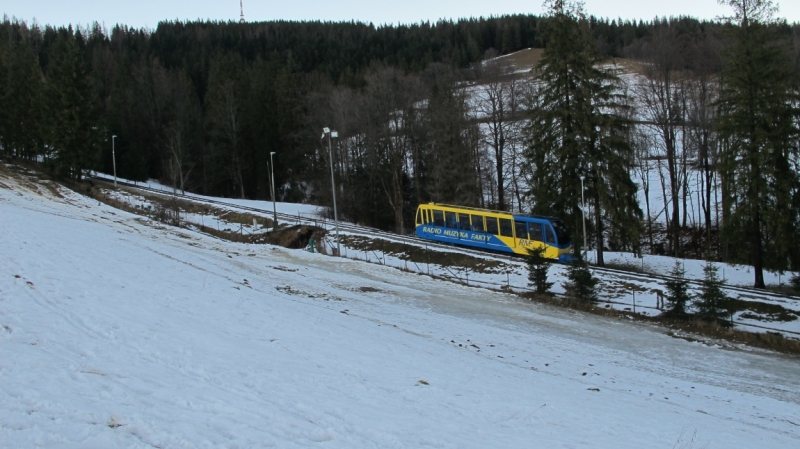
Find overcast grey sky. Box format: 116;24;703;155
2;1;799;29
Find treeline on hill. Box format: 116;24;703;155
0;0;799;287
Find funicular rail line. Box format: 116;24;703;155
97;177;800;308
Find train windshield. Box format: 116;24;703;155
551;219;571;246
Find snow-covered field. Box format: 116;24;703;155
89;172;800;337
3;167;800;448
91;172;325;219
88;171;800;339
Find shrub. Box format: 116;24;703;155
791;274;800;295
695;261;730;324
664;261;691;317
526;246;553;294
563;255;598;302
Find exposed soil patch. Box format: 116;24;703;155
80;178;328;251
271;265;299;273
275;285;344;302
519;291;800;355
726;298;799;322
253;225;327;251
340;235;508;274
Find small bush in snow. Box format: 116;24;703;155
563;255;598;302
664;261;691;317
695;261;730;325
526;246;553;294
791;274;800;295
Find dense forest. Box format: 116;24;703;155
1;0;799;287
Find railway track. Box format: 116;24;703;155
96;176;800;316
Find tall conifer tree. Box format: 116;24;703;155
695;261;730;323
45;31;101;180
524;0;641;265
716;0;800;288
4;40;45;160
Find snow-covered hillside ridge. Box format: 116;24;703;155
2;166;800;448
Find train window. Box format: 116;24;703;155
416;208;421;226
529;222;543;242
445;211;458;229
459;214;471;231
486;217;499;235
551;219;571;245
545;225;556;244
433;210;444;227
471;215;485;232
425;209;431;224
514;221;528;240
500;218;513;237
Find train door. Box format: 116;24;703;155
485;216;503;249
544;224;558;258
545;225;557;245
459;213;471;232
445;211;458;230
470;215;485;232
529;222;544;243
527;221;549;256
514;220;529;244
433;210;444;227
499;218;514;247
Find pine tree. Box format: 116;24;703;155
205;53;247;198
716;0;800;288
3;38;45;160
563;255;598;302
695;261;729;323
0;34;8;156
524;0;642;263
663;261;691;317
790;274;800;295
45;31;101;180
526;246;553;294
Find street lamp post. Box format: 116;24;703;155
269;151;278;230
112;135;118;187
322;127;340;256
579;175;587;261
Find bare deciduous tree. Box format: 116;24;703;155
634;24;686;257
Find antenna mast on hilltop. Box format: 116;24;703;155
239;1;246;24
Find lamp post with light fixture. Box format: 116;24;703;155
579;175;587;261
112;135;118;187
270;151;278;230
322;127;340;256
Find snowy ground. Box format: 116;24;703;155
91;172;325;220
2;170;800;447
90;171;800;337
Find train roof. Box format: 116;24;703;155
422;202;564;223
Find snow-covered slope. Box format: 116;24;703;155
2;167;800;448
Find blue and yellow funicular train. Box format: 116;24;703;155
415;203;574;262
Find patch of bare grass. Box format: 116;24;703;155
519;290;800;355
340;235;507;274
764;284;800;297
82;179;326;250
503;48;544;71
660;316;800;355
603;260;651;275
